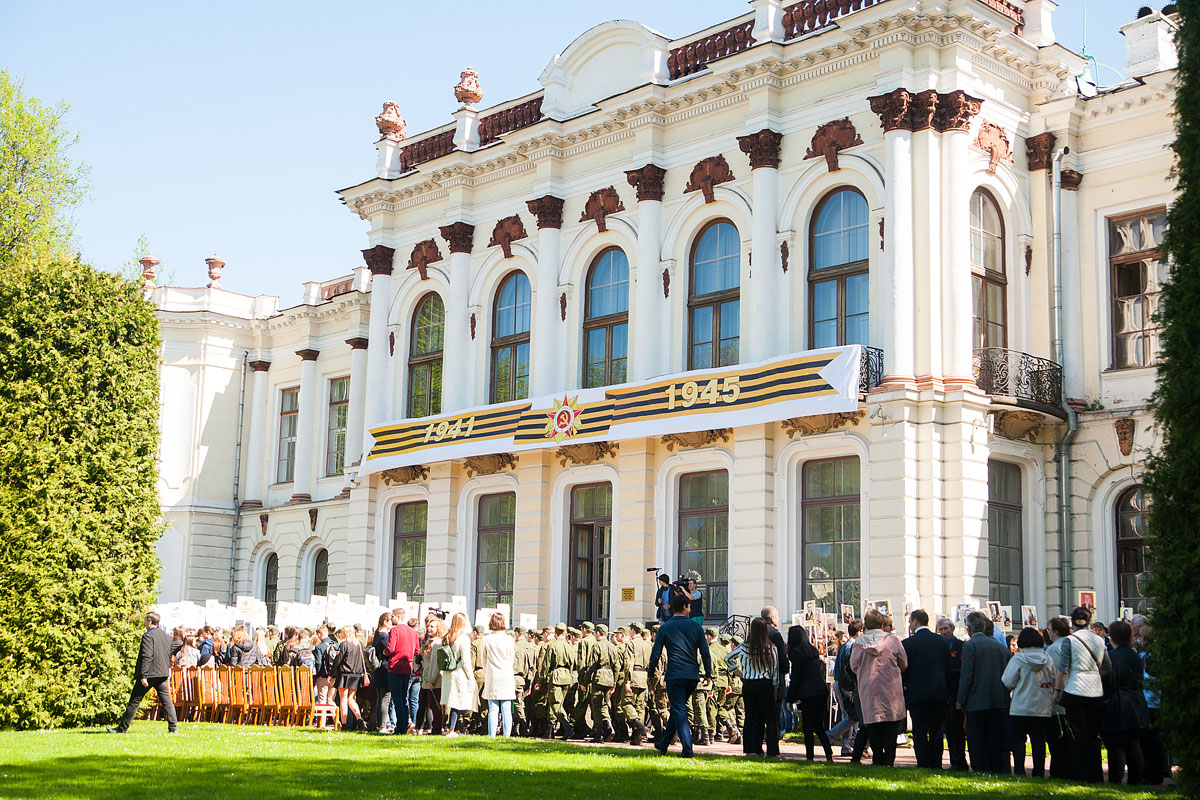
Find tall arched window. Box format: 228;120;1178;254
583;249;629;388
408;293;444;418
311;548;329;597
971;189;1007;349
689;221;740;369
491;272;532;403
810;188;869;348
1116;486;1152;613
263;553;279;626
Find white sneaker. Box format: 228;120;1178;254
445;731;459;737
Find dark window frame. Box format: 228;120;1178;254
567;482;613;627
392;501;428;602
490;272;532;403
582;248;629;389
311;548;329;597
276;386;300;483
476;492;516;609
264;553;279;626
325;376;350;476
987;459;1023;609
677;470;729;620
970;188;1008;350
799;456;862;614
687;220;741;370
408;292;445;418
808;187;870;349
1109;207;1167;370
1116;486;1152;613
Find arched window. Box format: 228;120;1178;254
491;272;531;403
311;548;329;597
408;293;444;418
801;457;861;614
583;249;629;388
263;553;279;626
1116;486;1152;613
810;188;869;348
971;189;1007;349
688;221;740;369
393;502;427;602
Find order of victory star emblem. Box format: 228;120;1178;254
544;395;584;443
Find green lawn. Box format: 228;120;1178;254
0;724;1173;800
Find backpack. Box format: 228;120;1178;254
271;641;288;667
317;642;340;678
364;642;381;672
436;642;459;672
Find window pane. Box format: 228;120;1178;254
514;342;530;399
718;300;739;366
611;323;627;384
814;190;869;270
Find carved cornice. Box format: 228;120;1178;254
737;129;783;170
381;465;430;485
804;118;863;172
579;187;625;232
345;337;369;350
974;121;1013;174
488;215;528;258
625;164;666;202
683;155;735;204
867;88;983;133
407;238;443;280
1061;169;1082;191
1025;131;1056;172
296;348;320;361
661;429;730;451
556;441;618;467
361;244;396;276
463;452;517;477
526;195;564;229
249;360;271;372
782;410;864;438
438;221;475;254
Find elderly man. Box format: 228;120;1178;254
957;610;1011;773
108;611;178;734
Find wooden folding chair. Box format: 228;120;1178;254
178;667;199;722
248;667;268;725
229;667;249;724
275;666;297;726
196;667;218;722
294;668;315;727
262;666;280;725
214;666;234;724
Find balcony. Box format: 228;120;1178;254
973;347;1066;418
860;346;884;394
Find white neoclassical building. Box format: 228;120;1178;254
153;0;1175;629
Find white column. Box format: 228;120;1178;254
527;197;564;396
1060;183;1084;397
361;245;395;454
240;360;271;508
344;338;369;472
883;129;915;383
439;223;475;411
739;130;783;363
627;165;666;380
291;348;320;503
943;128;974;385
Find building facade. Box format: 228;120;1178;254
153;0;1175;628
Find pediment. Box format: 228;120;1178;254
539;20;669;120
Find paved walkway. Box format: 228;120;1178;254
573;733;924;767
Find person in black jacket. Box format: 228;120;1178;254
903;610;951;769
938;617;969;770
108;612;178;733
786;624;832;761
1102;619;1151;785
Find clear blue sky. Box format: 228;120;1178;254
2;1;1134;305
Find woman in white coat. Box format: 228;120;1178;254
480;612;517;737
441;612;477;736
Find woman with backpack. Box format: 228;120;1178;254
330;625;370;731
419;615;447;734
440;612;477;736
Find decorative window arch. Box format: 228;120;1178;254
971;188;1007;349
263;553;279;626
491;272;532;402
393;501;428;602
1116;486;1152;613
311;548;329;597
408;293;445;418
809;188;869;348
583;248;629;388
688;220;740;369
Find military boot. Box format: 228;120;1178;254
726;722;741;744
629;720;646;746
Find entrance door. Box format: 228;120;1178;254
568;483;612;627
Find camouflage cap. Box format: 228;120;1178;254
719;633;732;643
514;626;526;634
473;625;485;634
704;626;718;637
615;626;629;635
596;624;609;635
581;621;595;631
731;635;744;645
568;627;581;637
553;622;567;633
630;622;645;633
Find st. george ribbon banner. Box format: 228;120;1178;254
360;345;863;474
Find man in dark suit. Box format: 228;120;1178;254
938;617;969;769
648;593;712;758
956;610;1010;772
902;609;950;768
108;611;178;733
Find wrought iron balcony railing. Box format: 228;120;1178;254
860;346;884;393
973;347;1065;416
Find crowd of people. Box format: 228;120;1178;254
122;587;1168;784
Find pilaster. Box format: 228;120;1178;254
731;424;775;615
425;462;461;599
615;440;656;623
514;451;552;620
291;349;320;503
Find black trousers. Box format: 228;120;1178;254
1046;713;1074;780
964;707;1008;773
865;720;901;766
118;676;177;731
1102;728;1145;785
909;699;946;768
945;701;968;769
798;693;832;761
742;679;779;757
1061;692;1105;783
1142;709;1167;785
1009;715;1048;777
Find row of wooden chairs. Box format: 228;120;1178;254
147;666;339;728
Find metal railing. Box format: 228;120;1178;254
860;346;884;393
973;347;1064;415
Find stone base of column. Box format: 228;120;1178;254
289;493;312;504
239;499;263;510
875;374;915;389
913;375;945;392
942;376;977;390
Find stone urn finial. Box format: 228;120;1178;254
375;101;406;141
138;253;160;290
454;67;484;108
205;253;226;289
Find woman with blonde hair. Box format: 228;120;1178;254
481;612;516;737
329;625;369;730
440;612;477;736
227;627;263;668
418;615;447;734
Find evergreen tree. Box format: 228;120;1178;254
1145;2;1200;794
0;257;162;729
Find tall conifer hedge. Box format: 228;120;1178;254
0;257;162;729
1145;2;1200;794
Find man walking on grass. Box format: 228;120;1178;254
648;593;712;758
108;611;177;734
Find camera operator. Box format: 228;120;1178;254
672;572;704;624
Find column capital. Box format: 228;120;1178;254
1061;169;1083;191
361;244;396;275
868;88;984;133
868;88;913;132
625;164;666;202
438;221;476;254
737;129;783;169
345;337;369;350
1025;131;1057;171
249;360;271;372
296;349;321;361
526;195;565;229
933;89;984;133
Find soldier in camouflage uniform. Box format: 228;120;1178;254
570;621;596;737
470;625;487;733
688;631;714;745
531;627;554;737
511;627;536;736
609;627;631;742
706;627;731;740
649;625;669;739
585;624;619;742
723;633;744;743
533;622;576;738
619;621;651;745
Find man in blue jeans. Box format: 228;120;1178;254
647;593;712;758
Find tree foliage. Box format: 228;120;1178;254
0;257;162;729
1144;3;1200;795
0;69;89;267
